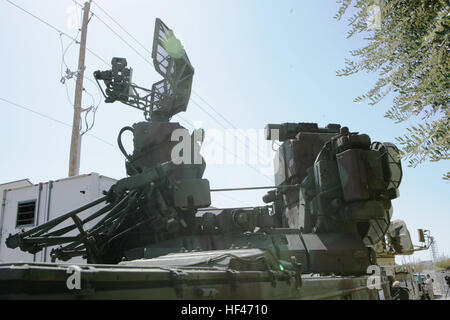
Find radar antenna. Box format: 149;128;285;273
94;18;194;121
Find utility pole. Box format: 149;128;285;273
68;1;91;177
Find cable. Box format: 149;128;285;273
72;0;82;30
214;193;253;207
190;97;270;161
191;94;271;163
59;33;79;108
5;0;110;67
211;185;300;192
179;115;194;127
56;2;103;136
92;1;152;56
18;0;271;183
211;185;300;207
84;3;272;182
192;92;241;129
197;206;270;212
76;1;195;132
0;97;117;149
60;31;80;72
6;1;267;180
89;11;154;67
0;98;257;205
80;77;102;135
90;2;232;130
80;88;98;136
212;139;272;182
59;32;101;136
6;0;211;142
75;2;153;68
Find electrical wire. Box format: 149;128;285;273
86;1;273;182
59;33;79;108
59;29;100;136
91;1;152;56
214;193;253;207
0;97;117;150
81;88;96;136
72;0;82;30
90;11;154;67
8;0;273;183
56;2;103;136
190;97;271;162
197;206;270;212
89;1;269;163
5;0;110;67
75;1;196;131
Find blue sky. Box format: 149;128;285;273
1;0;448;262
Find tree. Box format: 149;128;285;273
335;0;449;180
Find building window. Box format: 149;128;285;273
16;200;36;227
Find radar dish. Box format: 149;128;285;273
94;19;194;121
151;18;194;119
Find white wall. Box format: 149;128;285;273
0;179;32;195
0;173;116;263
0;183;43;263
0;179;32;224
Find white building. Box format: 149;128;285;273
0;178;33;195
0;173;116;263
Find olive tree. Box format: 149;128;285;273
335;0;449;179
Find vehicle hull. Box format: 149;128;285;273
0;262;389;300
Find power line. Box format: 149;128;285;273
190;98;270;161
6;0;104;137
86;6;265;160
210;185;300;192
214;192;253;207
1;96;271;188
6;0;62;34
5;0;193;138
74;1;196;131
192;92;241;129
91;1;152;56
92;0;248;138
202;133;272;182
85;3;273;182
9;0;272;182
190;93;273;167
5;0;110;67
1;97;255;206
59;32;80;108
89;10;154;67
0;97;117;150
72;0;82;30
188;98;272;182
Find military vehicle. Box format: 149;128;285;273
0;18;404;300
